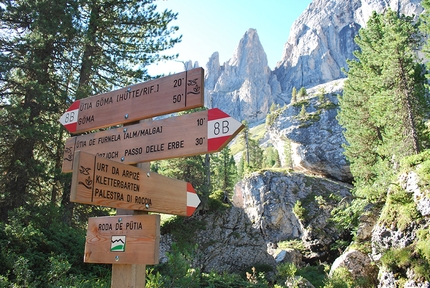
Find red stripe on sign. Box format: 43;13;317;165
187;206;196;217
187;182;195;193
68;100;80;111
65;122;78;133
208;108;229;121
208;136;230;152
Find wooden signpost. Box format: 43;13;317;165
58;67;245;287
59;68;204;134
62;108;244;173
71;151;200;216
85;214;160;265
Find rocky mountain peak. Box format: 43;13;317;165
228;28;268;74
204;28;278;122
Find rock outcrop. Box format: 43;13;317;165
160;207;276;274
233;170;352;262
273;0;423;99
267;80;352;182
204;28;279;123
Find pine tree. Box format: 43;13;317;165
291;87;297;103
338;9;429;201
0;0;181;222
297;87;307;99
298;104;307;120
211;147;237;202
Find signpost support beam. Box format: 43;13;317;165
110;142;151;287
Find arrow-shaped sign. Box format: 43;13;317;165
59;68;204;134
62;108;244;173
71;151;200;216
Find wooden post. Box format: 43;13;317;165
111;207;149;287
111;153;151;287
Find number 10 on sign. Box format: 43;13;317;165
61;108;244;172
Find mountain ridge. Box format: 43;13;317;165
203;0;423;125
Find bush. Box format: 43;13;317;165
0;205;111;287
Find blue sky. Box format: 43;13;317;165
149;0;313;75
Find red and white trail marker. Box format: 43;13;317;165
207;108;244;152
187;183;200;217
62;108;244;173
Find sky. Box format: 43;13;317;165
148;0;313;75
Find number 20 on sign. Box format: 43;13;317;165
59;68;204;134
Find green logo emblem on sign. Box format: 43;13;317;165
111;236;126;252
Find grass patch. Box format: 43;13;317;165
379;188;419;231
277;239;306;252
249;123;266;141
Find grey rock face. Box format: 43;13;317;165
160;207;276;273
401;171;430;216
268;80;352;182
233;170;352;261
329;249;376;281
204;28;276;123
273;0;423;98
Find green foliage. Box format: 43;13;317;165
263;146;281;168
277;240;306;252
0;0;181;223
276;262;297;280
330;198;367;237
274;263;327;288
145;268;165;288
160;215;207;252
211;147;238;202
292;87;298;103
0;206;110;287
283;137;293;168
265;105;285;127
324;267;355;288
296;265;327;288
146;243;200;288
298;104;307;120
379;188;419;231
380;244;430;283
401;150;430;192
296;104;321;124
201;271;255;287
147;248;272;288
338;9;429;205
158;243;201;288
417;228;430;263
318;88;326;103
293;200;306;221
209;189;231;211
317;90;338;110
381;247;412;271
153;154;209;211
297;87;307;99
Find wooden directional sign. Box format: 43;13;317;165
84;214;160;264
71;151;200;216
62;108;244;172
59;68;204;134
